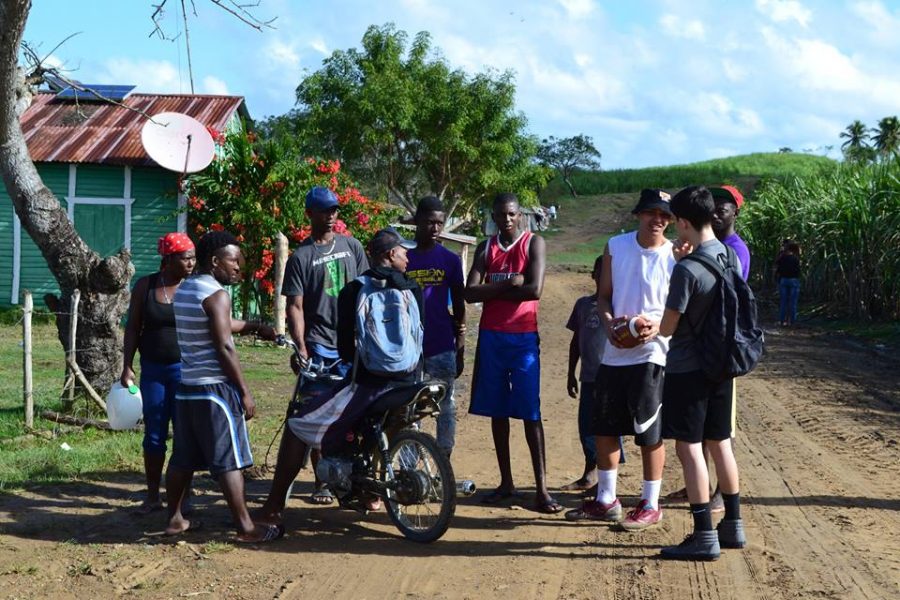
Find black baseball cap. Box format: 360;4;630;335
367;227;417;256
631;188;673;215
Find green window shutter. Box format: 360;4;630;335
74;204;126;257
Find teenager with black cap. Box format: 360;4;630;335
567;189;683;530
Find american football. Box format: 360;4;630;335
611;315;650;348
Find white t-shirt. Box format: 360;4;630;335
601;231;676;367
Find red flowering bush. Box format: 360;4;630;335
186;123;399;318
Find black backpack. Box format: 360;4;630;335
683;246;765;382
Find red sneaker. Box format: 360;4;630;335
620;499;663;530
564;498;623;522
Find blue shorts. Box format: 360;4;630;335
469;330;541;421
170;381;253;477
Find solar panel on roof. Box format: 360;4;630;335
55;84;135;102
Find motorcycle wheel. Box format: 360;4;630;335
383;429;456;543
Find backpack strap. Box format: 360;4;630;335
350;275;372;384
680;246;737;334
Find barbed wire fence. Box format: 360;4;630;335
14;289;116;442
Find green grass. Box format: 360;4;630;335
0;323;296;490
546;235;611;267
541;152;837;198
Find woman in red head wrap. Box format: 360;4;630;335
121;232;196;514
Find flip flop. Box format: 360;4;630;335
310;487;336;505
535;498;565;514
481;488;523;505
235;523;284;545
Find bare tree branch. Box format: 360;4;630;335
20;41;163;125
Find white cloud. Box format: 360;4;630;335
760;28;864;92
557;0;595;19
755;0;812;27
850;1;900;47
201;76;229;95
98;58;184;93
266;39;302;70
659;14;706;39
681;93;765;137
721;59;746;82
309;37;329;56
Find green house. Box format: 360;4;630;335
0;90;248;308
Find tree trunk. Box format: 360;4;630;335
563;176;578;198
0;0;133;396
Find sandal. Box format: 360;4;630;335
235;523;284;545
535;497;565;514
309;486;335;505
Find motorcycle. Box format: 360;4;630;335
276;335;457;543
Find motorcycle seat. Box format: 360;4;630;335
363;380;443;417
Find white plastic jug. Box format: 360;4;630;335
106;382;143;430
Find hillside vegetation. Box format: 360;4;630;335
542;152;836;197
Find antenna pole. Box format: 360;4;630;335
182;134;193;176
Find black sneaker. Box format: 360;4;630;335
716;518;746;549
660;531;720;561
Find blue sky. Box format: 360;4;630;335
22;0;900;169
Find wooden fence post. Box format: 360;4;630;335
273;232;289;335
22;291;33;429
63;289;80;411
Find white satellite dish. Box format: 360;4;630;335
141;112;216;173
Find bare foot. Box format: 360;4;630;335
164;518;202;536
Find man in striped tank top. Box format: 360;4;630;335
164;231;281;543
466;193;562;514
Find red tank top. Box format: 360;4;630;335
479;231;539;333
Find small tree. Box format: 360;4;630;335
186;123;399;318
536;134;602;197
872;115;900;160
840;120;874;163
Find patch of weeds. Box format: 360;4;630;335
67;562;93;577
201;541;234;555
3;564;39;575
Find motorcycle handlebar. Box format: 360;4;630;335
275;335;345;382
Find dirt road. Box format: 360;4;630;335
2;247;899;599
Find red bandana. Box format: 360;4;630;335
158;232;195;256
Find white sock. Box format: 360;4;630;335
641;479;662;509
596;469;618;505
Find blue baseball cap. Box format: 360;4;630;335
305;186;339;211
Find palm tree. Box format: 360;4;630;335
872;116;900;158
840;120;872;163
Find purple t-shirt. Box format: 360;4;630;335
723;233;750;281
406;244;464;357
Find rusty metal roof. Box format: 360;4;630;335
20;93;247;166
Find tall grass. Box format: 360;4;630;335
541;152;836;198
741;156;900;320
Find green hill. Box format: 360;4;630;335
541;152;837;198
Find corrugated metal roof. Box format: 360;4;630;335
20;93;247;166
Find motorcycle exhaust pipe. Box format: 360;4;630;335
455;480;477;496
